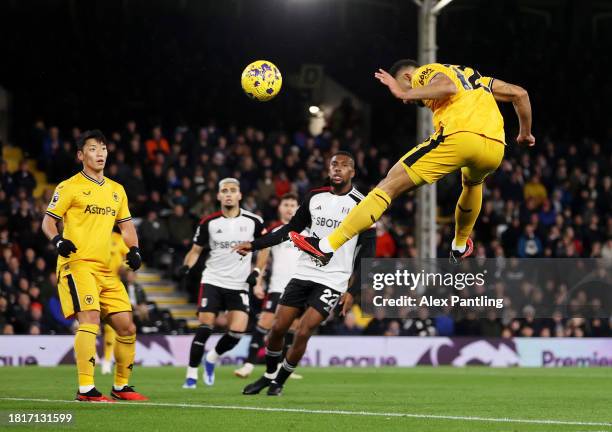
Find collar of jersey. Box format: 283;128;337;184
221;208;241;218
80;171;105;186
330;186;355;196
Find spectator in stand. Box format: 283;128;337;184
166;204;194;254
274;171;291;197
138;210;169;265
518;224;543;257
375;223;397;257
12;160;36;195
336;312;363;335
145;126;170;161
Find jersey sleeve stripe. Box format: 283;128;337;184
309;186;332;194
116;216;132;224
45;210;62;220
348;193;362;203
488;78;495;92
199;210;223;225
241;209;264;223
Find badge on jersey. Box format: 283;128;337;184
49;191;60;209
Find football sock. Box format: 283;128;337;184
208;331;243;362
188;324;212;368
103;324;115;363
264;347;282;379
74;323;99;389
114;334;136;388
186;367;198;380
282;330;295;358
454;181;483;249
247;325;268;364
274;358;297;385
326;187;391;251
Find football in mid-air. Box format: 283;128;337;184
241;60;282;101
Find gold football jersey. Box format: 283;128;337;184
412;63;505;144
46;171;131;272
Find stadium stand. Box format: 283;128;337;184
0;120;610;337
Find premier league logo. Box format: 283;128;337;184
49;191;60;209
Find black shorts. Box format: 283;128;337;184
197;283;250;314
279;279;342;319
261;292;282;314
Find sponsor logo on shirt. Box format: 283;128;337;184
314;216;342;229
212;240;246;249
84;204;117;216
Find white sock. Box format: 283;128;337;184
186;366;198;380
113;384;125;391
206;349;219;364
451;239;467;253
79;385;95;393
264;371;278;380
319;237;333;253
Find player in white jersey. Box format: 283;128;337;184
234;152;376;396
234;193;301;378
181;178;268;389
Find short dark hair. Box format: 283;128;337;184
389;59;419;77
280;192;298;203
331;151;355;167
77;129;107;151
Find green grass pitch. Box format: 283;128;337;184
0;366;610;431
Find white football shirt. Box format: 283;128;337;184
193;209;266;291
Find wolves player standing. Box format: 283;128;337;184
234;193;301;379
182;178;267;389
234;152;376;395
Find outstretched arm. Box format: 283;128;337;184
374;69;457;102
233;196;312;255
491;78;535;147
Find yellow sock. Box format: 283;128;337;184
454;182;483;248
74;323;99;387
328;187;391;250
114;334;136;387
103;324;115;362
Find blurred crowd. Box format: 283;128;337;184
0;119;610;337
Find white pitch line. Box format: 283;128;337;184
1;397;611;427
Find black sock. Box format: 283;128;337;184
214;331;243;356
265;347;282;375
247;325;268;364
282;330;295;358
274;358;297;385
189;324;213;367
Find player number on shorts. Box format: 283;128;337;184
320;289;340;308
